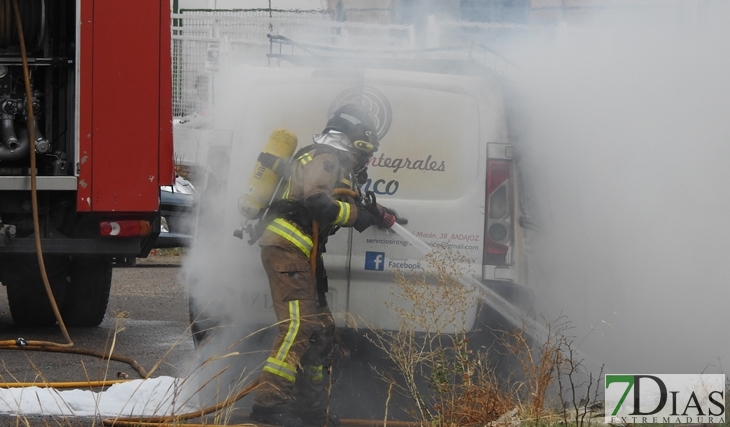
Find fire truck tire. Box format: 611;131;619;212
60;256;113;327
3;255;68;327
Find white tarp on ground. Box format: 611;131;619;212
0;376;196;417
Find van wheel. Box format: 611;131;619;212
3;255;68;327
60;256;113;327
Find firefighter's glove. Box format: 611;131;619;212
353;208;377;232
360;191;397;229
360;191;378;214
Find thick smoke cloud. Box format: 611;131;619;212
178;2;730;412
511;2;730;374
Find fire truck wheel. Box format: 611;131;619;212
3;255;69;327
60;256;113;327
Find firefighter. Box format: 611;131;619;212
250;105;397;427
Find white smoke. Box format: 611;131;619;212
176;2;730;414
511;1;730;374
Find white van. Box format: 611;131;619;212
185;56;534;419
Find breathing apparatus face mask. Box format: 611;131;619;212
352;130;376;175
352;131;376;156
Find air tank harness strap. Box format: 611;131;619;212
267;218;314;257
258;151;292;179
311;220;319;278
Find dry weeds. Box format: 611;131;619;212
368;246;587;427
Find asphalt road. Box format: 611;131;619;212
0;254;202;426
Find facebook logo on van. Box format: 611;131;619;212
365;252;385;271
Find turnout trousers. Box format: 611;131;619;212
253;244;335;415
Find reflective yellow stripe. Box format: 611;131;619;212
303;365;323;381
282;180;291;200
264;300;301;382
277;300;300;361
333;201;350;226
298;153;313;165
264;358;297;382
266;219;312;257
339;177;352;188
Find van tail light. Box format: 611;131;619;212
484;158;512;266
100;220;151;237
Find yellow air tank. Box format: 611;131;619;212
237;129;298;220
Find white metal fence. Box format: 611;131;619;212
170;8;558;117
171;9;416;117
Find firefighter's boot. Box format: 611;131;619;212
252;372;303;427
250;403;304;427
292;365;340;427
297;408;341;427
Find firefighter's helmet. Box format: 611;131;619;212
315;104;379;158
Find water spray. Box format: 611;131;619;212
389;222;432;256
388;223;550;344
459;274;549;344
391;226;606;377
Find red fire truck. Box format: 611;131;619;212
0;0;174;327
